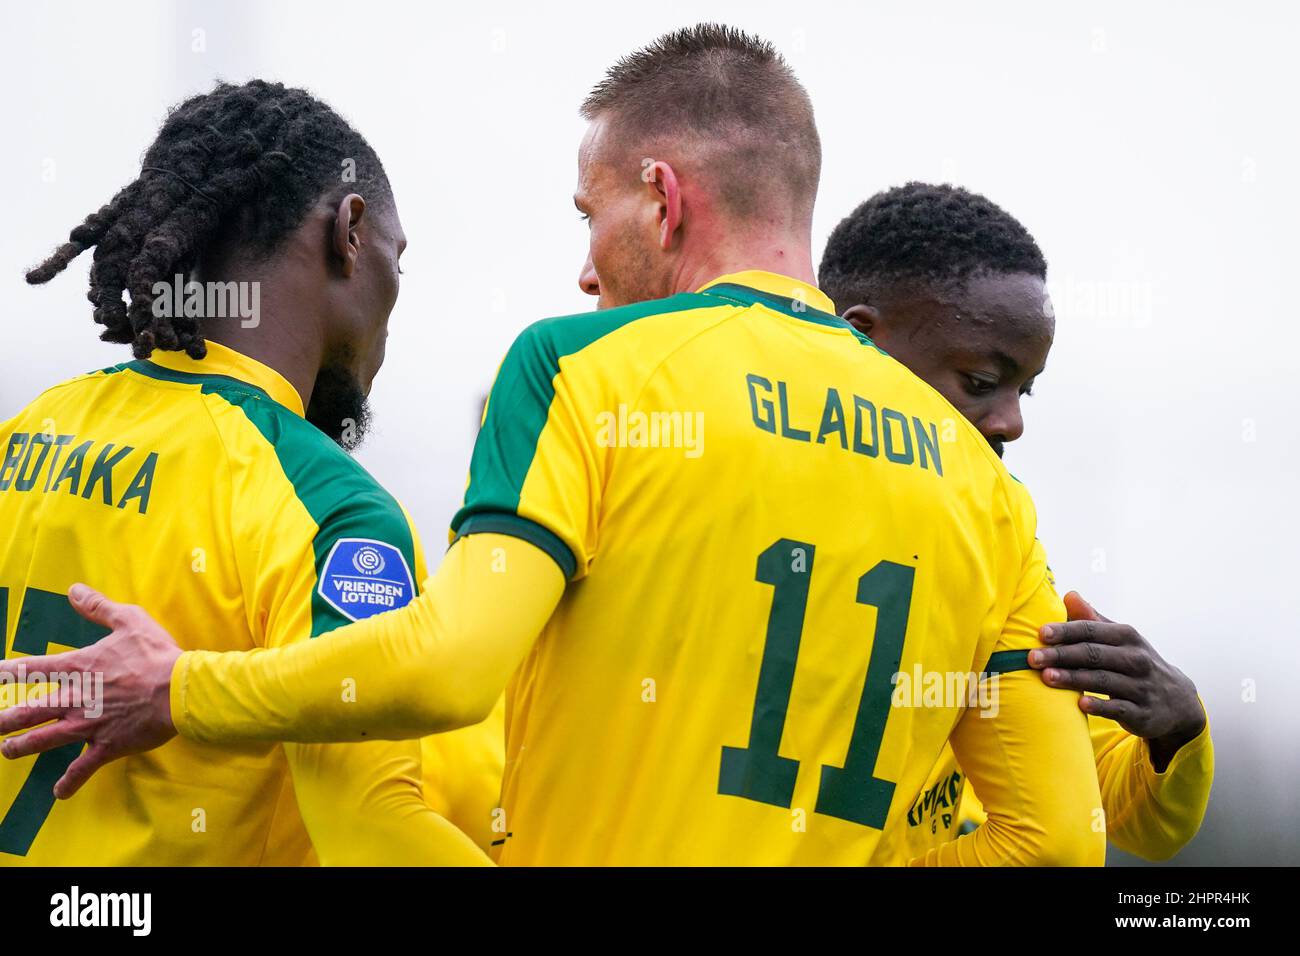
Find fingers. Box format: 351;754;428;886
0;652;69;682
0;698;69;736
1063;590;1100;623
54;742;115;799
67;582;131;629
1079;694;1137;723
1029;642;1149;676
0;720;89;760
1062;590;1113;624
1037;666;1144;701
1041;618;1137;646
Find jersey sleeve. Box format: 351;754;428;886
450;320;608;581
1089;705;1214;861
912;478;1104;866
978;473;1067;676
956;779;988;832
944;711;1213;863
913;670;1106;866
239;464;419;646
410;515;506;849
284;736;490;866
985;536;1064;662
420;696;506;851
229;450;484;864
172;532;566;744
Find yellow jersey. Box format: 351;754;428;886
909;714;1215;861
420;696;506;851
897;556;1213;863
445;270;1097;865
0;341;485;865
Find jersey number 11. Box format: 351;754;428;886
719;538;914;830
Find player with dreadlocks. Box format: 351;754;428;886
0;80;491;865
26;78;393;444
819;182;1213;861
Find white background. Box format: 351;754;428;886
2;0;1296;864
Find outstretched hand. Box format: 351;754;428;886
0;584;181;798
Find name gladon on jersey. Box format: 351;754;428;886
0;432;158;515
745;373;945;476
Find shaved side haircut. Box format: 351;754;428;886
580;23;821;220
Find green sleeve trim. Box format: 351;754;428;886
983;649;1032;676
127;360;417;638
453;512;578;580
225;398;417;638
452;292;717;538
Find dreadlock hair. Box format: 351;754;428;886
26;79;391;359
818;182;1046;313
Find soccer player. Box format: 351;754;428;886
818;182;1214;861
1;26;1105;866
0;80;488;865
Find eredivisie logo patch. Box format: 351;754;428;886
317;537;415;621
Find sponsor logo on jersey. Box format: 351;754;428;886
317;538;414;621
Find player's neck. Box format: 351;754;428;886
199;278;326;410
673;233;817;295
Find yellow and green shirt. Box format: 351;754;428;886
164;271;1105;865
451;270;1101;865
0;342;488;865
907;714;1214;861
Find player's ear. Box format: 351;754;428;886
842;304;881;338
641;160;682;251
332;193;367;277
